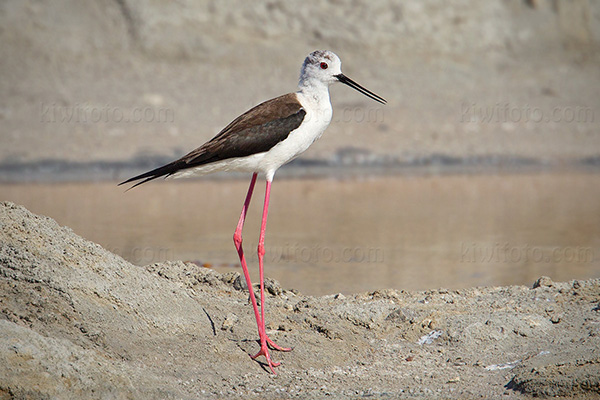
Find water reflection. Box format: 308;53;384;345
2;172;599;295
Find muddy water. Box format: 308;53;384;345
2;172;599;295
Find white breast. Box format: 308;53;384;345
256;92;332;179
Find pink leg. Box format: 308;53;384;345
233;174;288;374
255;179;292;353
232;174;265;356
249;178;292;373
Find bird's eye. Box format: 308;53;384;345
320;62;328;70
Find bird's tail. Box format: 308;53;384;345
118;160;184;190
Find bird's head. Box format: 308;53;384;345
299;50;386;105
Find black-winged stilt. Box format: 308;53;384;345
120;50;386;373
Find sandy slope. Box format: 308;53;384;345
1;201;599;399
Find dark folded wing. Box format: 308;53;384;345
119;93;305;189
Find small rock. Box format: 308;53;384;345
417;330;443;345
220;271;241;286
386;308;416;324
232;275;247;291
221;313;238;331
196;268;223;287
264;277;282;296
533;276;554;288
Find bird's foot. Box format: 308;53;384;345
251;335;291;374
266;335;292;352
251;342;280;374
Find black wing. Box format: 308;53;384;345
120;93;305;189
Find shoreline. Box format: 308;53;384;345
1;155;599;184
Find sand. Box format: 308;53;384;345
1;201;599;399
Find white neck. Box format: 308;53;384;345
297;77;331;105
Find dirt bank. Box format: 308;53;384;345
0;201;599;399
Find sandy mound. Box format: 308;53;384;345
0;201;598;399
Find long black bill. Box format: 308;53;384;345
335;74;387;105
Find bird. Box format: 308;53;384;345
120;50;386;373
